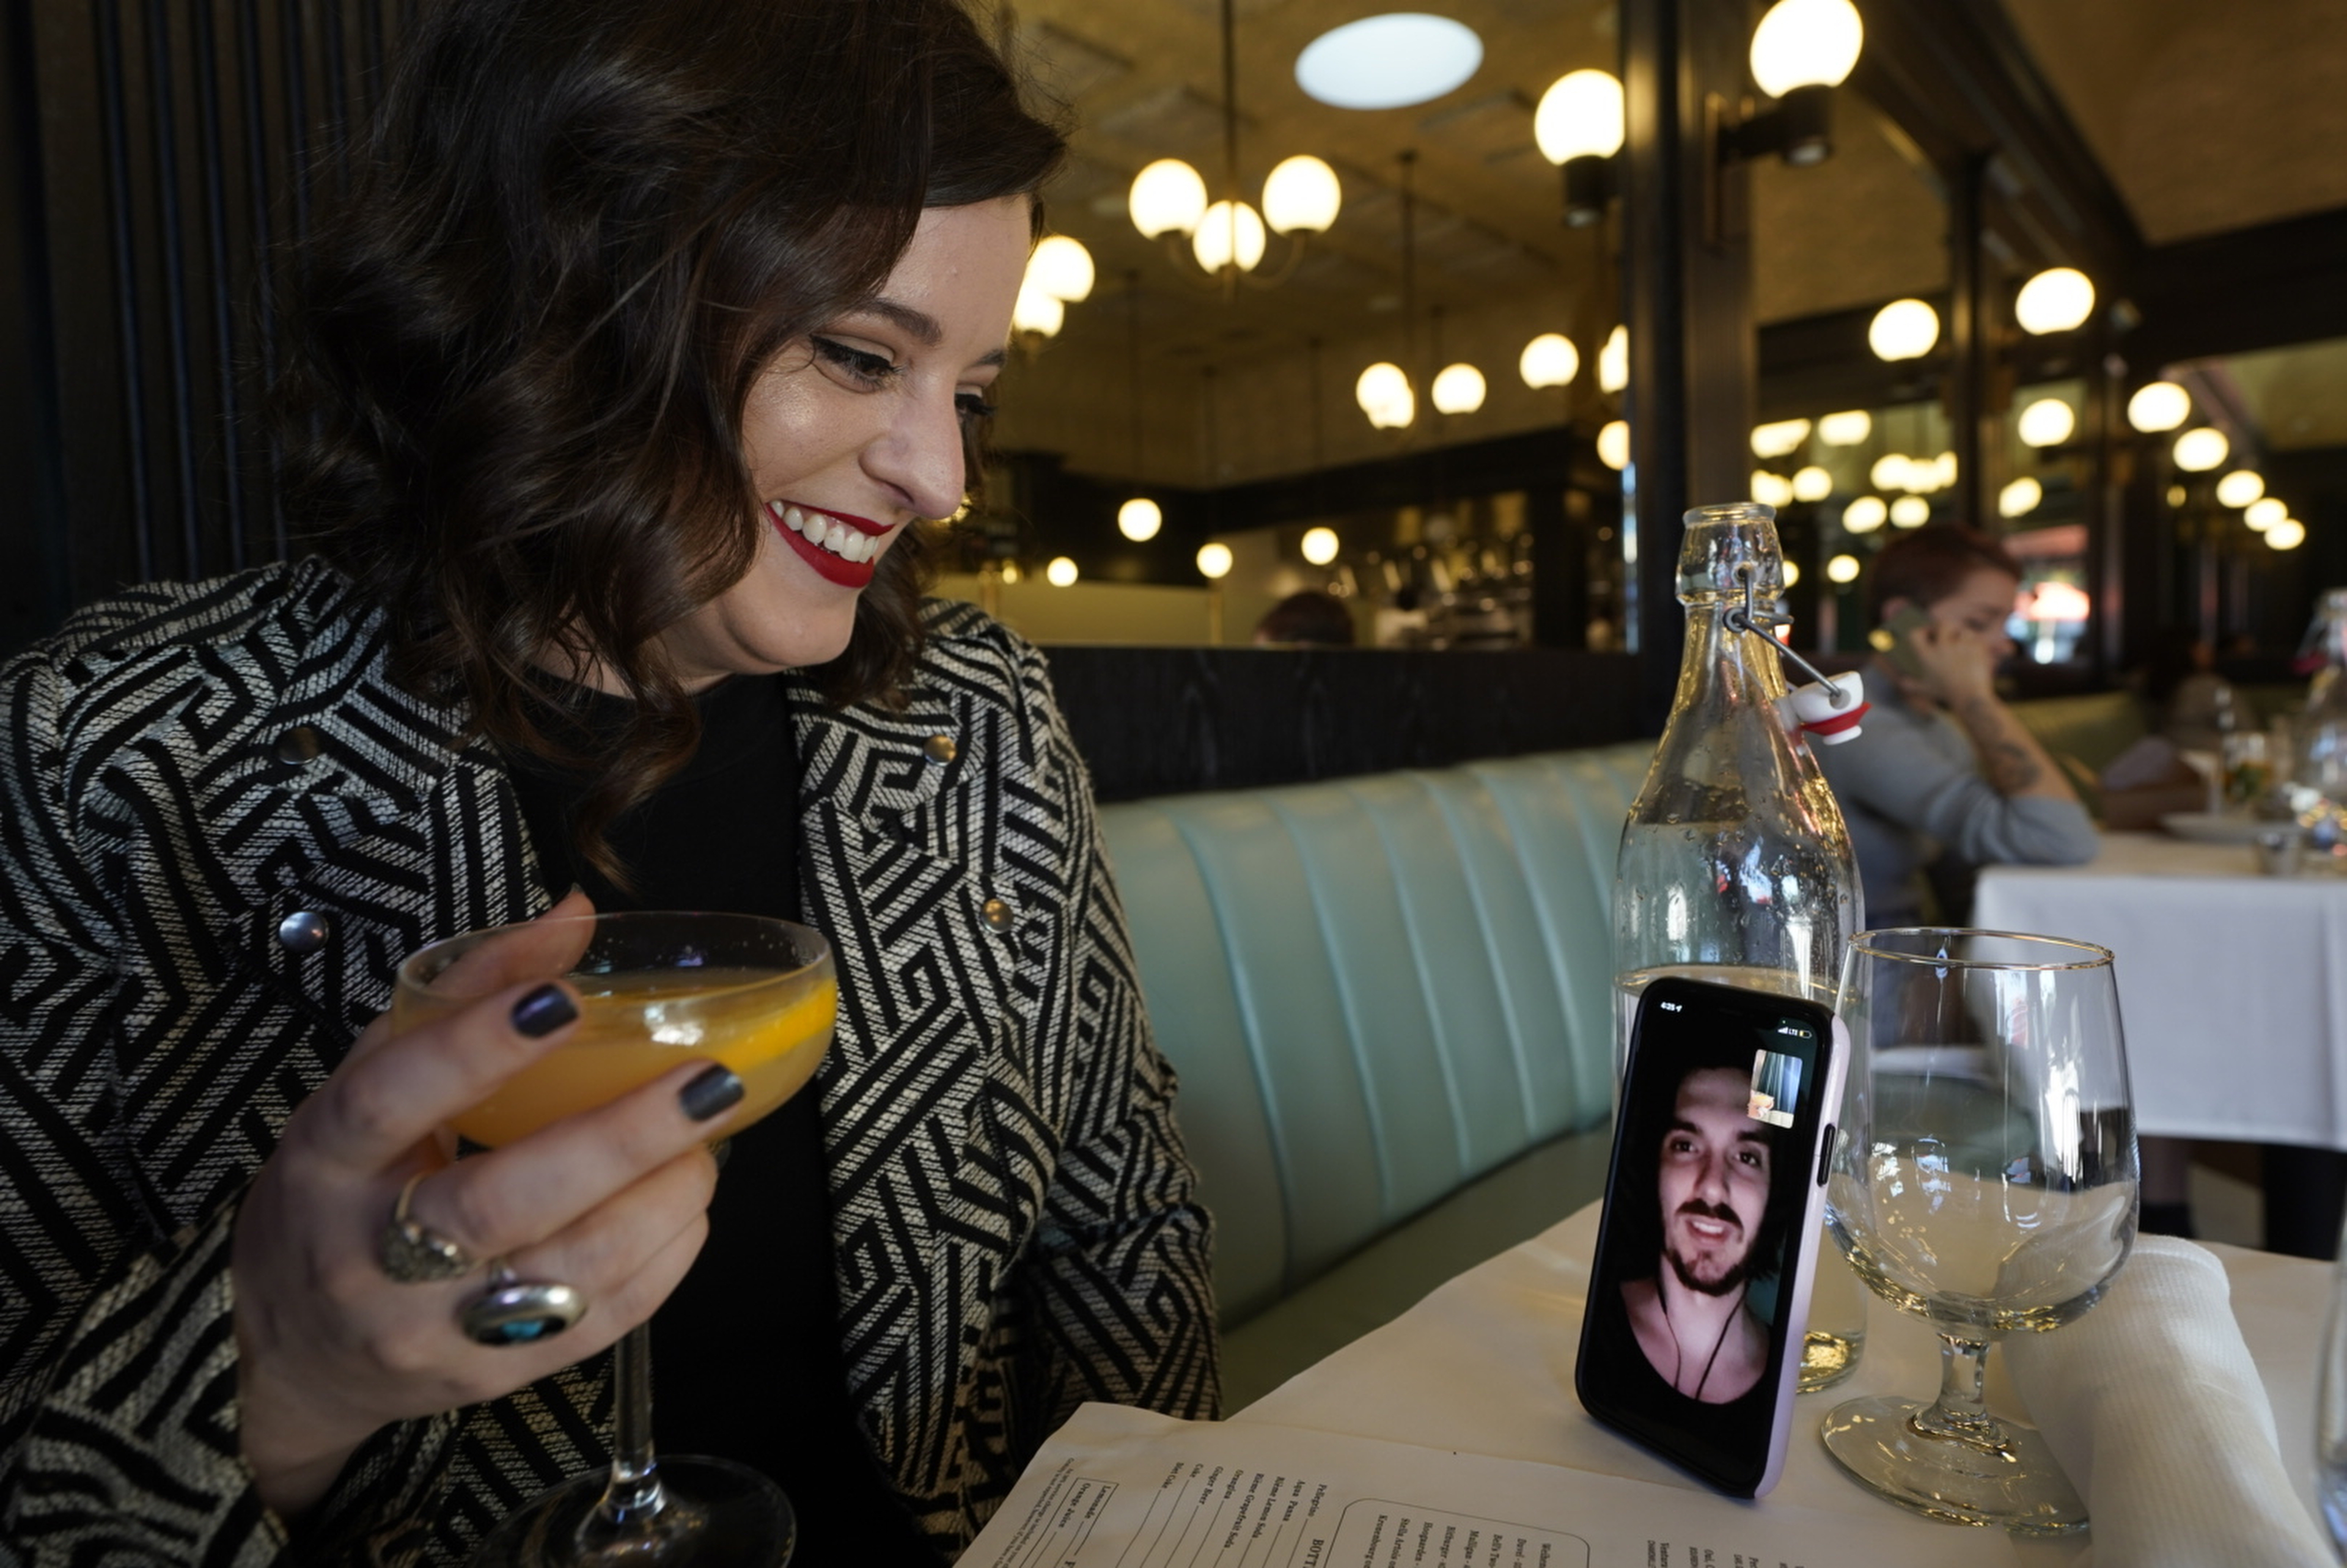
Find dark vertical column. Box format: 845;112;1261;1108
1944;153;1992;533
1620;0;1684;724
1527;484;1582;648
1620;0;1755;728
2087;344;2127;681
141;0;200;575
94;0;155;581
0;0;70;649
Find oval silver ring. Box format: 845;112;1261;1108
460;1275;588;1347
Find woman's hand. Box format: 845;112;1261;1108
230;895;743;1519
1903;619;2000;707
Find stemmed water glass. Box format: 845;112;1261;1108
1823;928;2137;1533
395;911;838;1567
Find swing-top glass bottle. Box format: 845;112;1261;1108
1611;501;1862;1069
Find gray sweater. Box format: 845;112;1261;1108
1816;676;2100;925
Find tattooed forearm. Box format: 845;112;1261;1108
1954;694;2050;794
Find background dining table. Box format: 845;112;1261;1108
1973;831;2345;1149
1974;830;2347;1251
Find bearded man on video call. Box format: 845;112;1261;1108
1619;1064;1780;1405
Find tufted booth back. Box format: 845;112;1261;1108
1098;742;1655;1327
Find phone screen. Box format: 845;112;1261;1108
1574;976;1838;1497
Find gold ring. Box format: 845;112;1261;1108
378;1171;476;1283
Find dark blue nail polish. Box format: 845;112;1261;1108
679;1064;745;1122
511;983;577;1038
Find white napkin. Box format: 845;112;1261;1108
2004;1235;2332;1567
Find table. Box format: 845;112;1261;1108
1232;1202;2332;1565
1975;831;2347;1150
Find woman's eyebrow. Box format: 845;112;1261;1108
848;298;1008;368
856;298;942;346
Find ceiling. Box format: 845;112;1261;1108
988;0;2347;490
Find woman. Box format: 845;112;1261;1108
0;2;1217;1563
1813;524;2098;926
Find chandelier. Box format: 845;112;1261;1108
1126;0;1340;291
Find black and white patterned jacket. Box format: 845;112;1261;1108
0;559;1218;1565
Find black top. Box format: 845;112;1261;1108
505;675;940;1564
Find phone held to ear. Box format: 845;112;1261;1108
1574;975;1849;1498
1870;605;1931;681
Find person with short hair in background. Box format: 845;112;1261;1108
1816;525;2098;929
1253;589;1357;647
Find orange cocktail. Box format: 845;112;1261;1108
392;911;837;1146
446;969;837;1146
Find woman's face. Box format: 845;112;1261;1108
654;197;1030;688
1924;567;2021;661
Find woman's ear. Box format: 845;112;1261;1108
1876;595;1914;629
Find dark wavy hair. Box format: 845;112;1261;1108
280;0;1063;879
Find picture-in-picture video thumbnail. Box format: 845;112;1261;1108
1745;1047;1803;1130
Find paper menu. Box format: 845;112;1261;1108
966;1403;2021;1568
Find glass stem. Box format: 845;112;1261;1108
592;1325;668;1532
1911;1333;2018;1459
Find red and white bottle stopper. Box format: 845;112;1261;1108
1788;670;1868;744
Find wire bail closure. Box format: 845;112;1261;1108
1724;563;1870;744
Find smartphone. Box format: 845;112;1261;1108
1868;604;1931;680
1574;975;1848;1498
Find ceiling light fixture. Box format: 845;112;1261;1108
1998;477;2043;518
2267;519;2306;551
1196;541;1234;579
1817;409;1871;445
1842;496;1886;533
1792;465;1833;502
1356;362;1414;429
1596;419;1629;470
2173;428;2230;472
1519;332;1579;390
1598;324;1629;394
1431;362;1486;415
1889;495;1931;527
2017;398;2076;449
1027;236;1094;306
1534;68;1625;227
2126;381;2192;433
1868;299;1939;362
1728;0;1862;169
1826;552;1861;584
1117;273;1161;541
2245;497;2286;530
1353;151;1452;431
1295;13;1482;109
2015;266;2095;335
1129;0;1339;291
1301;526;1341;566
1118;499;1162;543
2216;470;2264;508
1750;418;1812;458
1045;556;1079;587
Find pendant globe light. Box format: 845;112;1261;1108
1115;273;1162;542
1127;0;1339;292
1355;151;1428;430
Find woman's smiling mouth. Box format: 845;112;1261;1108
768;499;891;587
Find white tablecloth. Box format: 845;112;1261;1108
1974;832;2347;1148
1232;1203;2333;1565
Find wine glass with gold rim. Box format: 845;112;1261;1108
1823;927;2136;1534
395;910;837;1568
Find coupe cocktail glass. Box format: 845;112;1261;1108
397;911;837;1568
